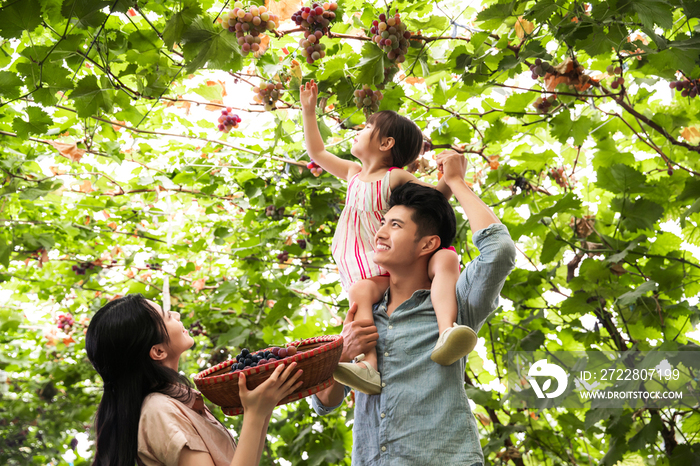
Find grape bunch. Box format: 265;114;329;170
379;65;399;88
669;78;699;98
605;64;625;89
277;250;289;263
224;2;279;56
189;320;204;336
291;2;339;64
229;345;299;372
529;59;552;79
265;205;285;218
56;313;75;332
354;84;383;115
532;95;558;113
369;10;411;63
307;160;324;176
549;166;569;188
253;82;284;111
217;107;241;132
71;261;94;275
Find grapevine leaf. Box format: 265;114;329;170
632;0;674;30
0;71;23;99
69;76;114;118
12;106;52;138
549;110;592;146
596;164;648;194
61;0;111;29
181;16;243;73
0;0;42;38
617;281;657;306
162;0;202;50
355;42;385;86
540;231;564;263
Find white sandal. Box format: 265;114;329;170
333;353;382;395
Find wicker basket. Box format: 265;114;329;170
194;335;343;415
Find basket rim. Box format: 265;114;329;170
193;334;342;388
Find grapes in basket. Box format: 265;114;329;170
229;345;298;372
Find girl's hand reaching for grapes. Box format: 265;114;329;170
238;362;303;417
300;80;318;110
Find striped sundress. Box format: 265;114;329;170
331;169;395;290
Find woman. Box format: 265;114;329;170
85;294;303;466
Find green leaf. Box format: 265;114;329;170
549;110;593;146
610;197;664;232
0;235;12;268
69;76;114;118
525;0;558;22
632;0;674;30
0;71;23;99
378;84;405;113
520;329;545;351
162;0;202;49
61;0;111;29
181;16;242;73
540;231;564;263
629;413;663;451
648;48;700;75
617;281;657;306
0;0;42;38
12;106;52;138
596;164;648;194
355;42;384;86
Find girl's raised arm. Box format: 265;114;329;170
300;80;361;181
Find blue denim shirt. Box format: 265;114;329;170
312;223;516;466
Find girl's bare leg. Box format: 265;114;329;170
428;250;461;334
428;249;477;365
347;276;390;372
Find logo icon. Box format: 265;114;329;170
527;359;568;398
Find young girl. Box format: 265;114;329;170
300;80;477;395
85;294;303;466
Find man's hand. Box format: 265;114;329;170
340;303;378;363
436;150;467;187
299;79;318;111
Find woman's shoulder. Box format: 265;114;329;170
141;390;192;417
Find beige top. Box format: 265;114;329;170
137;390;236;466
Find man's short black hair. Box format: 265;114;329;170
388;182;456;249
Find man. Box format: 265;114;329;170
311;151;517;466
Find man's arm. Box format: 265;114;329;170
312;304;378;412
439;151;516;331
437;150;501;231
390;168;461;200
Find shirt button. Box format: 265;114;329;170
381;446;387;452
384;352;389;357
388;325;393;329
380;412;386;418
382;382;386;387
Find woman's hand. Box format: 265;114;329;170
238;363;303;417
299;79;319;111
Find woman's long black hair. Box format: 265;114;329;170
86;294;192;466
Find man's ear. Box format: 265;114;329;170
418;235;441;257
150;343;168;362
